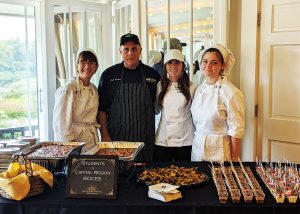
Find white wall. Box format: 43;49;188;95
239;0;259;161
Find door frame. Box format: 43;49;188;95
239;0;260;161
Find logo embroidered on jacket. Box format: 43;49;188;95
145;78;157;83
109;78;122;82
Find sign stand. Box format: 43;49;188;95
66;155;119;199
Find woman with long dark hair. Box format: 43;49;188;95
154;49;197;161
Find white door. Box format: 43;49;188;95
258;0;300;163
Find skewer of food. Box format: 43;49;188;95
269;162;298;203
220;163;241;203
230;162;253;203
237;159;265;203
210;164;228;203
282;162;300;201
256;163;285;203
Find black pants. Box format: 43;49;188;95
154;145;192;161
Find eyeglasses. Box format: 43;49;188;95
79;61;97;66
122;47;139;54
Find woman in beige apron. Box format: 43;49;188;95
53;49;100;153
191;44;245;162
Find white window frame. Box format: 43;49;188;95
0;0;46;139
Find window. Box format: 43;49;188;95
147;0;214;76
0;2;39;139
54;6;104;88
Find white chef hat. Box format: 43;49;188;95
76;48;98;64
198;44;235;75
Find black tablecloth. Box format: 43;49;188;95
0;162;300;214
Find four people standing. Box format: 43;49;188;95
53;35;245;162
191;44;245;162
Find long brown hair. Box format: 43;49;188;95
157;63;191;107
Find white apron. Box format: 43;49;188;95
191;80;231;162
156;83;194;147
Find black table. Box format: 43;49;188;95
0;162;300;214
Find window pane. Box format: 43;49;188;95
54;7;103;88
0;4;38;139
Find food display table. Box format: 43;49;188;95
0;162;299;214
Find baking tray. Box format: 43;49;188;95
84;141;144;172
16;141;85;172
84;141;144;161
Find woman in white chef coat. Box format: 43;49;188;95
154;49;197;161
53;49;100;153
191;44;245;162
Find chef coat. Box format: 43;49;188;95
53;79;100;153
191;76;245;162
155;81;197;147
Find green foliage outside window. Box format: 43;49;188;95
0;39;38;130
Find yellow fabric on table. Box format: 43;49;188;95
22;163;54;188
0;162;53;201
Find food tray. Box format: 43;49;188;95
16;141;85;172
84;141;144;173
84;141;144;161
137;165;209;188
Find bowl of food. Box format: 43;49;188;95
137;165;209;188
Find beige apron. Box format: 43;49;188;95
72;122;100;153
72;82;100;153
191;80;231;162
